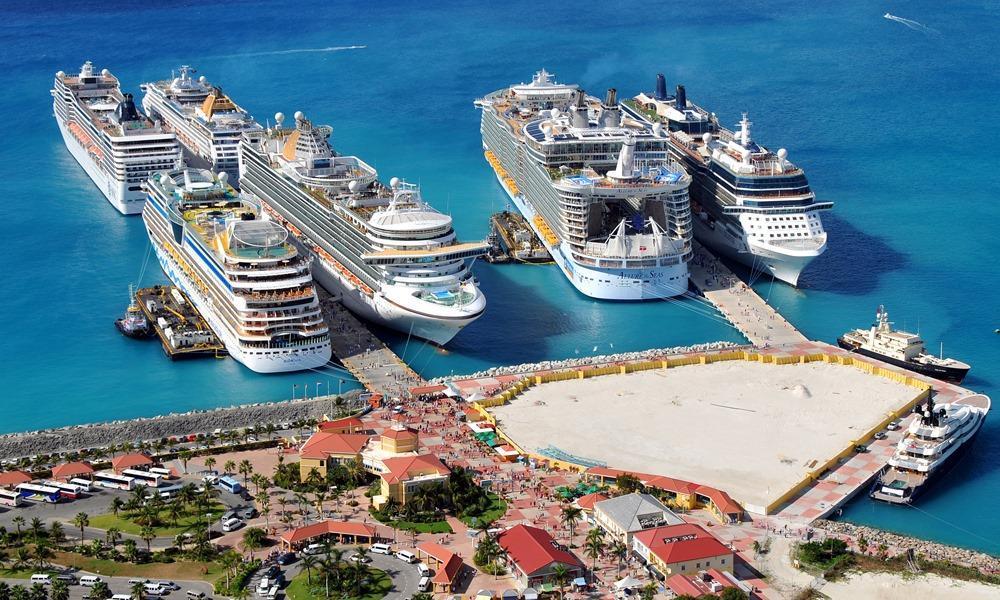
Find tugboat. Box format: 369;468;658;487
870;392;990;504
838;306;970;384
115;285;154;339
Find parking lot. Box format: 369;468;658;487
0;574;215;600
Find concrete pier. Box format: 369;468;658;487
317;290;426;398
688;241;807;346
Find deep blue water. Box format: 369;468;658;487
1;0;997;554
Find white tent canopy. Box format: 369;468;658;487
615;576;642;590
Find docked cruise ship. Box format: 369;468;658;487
624;74;832;286
478;70;693;300
52;61;182;214
141;66;263;184
142;167;331;373
239;111;487;345
871;392;990;504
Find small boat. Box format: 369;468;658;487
115;285;154;339
838;305;970;384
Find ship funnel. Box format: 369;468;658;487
183;169;193;191
575;89;586;108
607;136;639;181
676;84;687;109
604;88;617;106
655;74;667;101
115;92;142;123
601;88;621;128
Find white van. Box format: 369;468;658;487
80;575;103;587
417;562;431;577
257;578;271;596
112;595;132;600
70;478;93;492
267;586;279;599
395;550;417;563
221;517;244;532
30;574;51;585
144;582;167;596
303;543;325;555
370;543;391;555
418;576;431;592
185;591;207;599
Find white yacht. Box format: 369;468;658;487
142;167;331;373
239;112;487;345
625;74;832;286
478;70;693;300
141;66;263;184
871;393;990;504
52;61;182;214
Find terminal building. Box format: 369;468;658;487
631;523;734;580
592;492;684;544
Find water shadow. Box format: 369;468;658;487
798;212;909;294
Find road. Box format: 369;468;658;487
255;547;422;600
0;574;215;599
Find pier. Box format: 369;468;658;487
317;290;426;399
134;286;225;359
688;241;807;346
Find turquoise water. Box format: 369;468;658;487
1;0;997;554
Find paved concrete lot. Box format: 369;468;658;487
0;575;214;599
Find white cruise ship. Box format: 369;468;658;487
239;112;487;345
52;62;182;214
141;66;263;184
625;75;833;286
478;70;693;301
871;393;990;504
142;167;331;373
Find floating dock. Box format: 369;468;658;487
487;210;551;264
134;286;226;360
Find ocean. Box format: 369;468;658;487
0;0;997;554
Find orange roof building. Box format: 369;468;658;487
584;467;743;524
111;453;153;474
0;470;32;487
632;524;734;579
317;416;365;434
416;542;465;592
373;454;450;509
380;425;419;454
299;432;371;480
51;462;94;481
279;520;379;549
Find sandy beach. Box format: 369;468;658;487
820;572;1000;599
491;361;917;510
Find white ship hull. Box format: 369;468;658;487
145;225;331;374
491;167;687;301
692;216;821;286
56;117;141;215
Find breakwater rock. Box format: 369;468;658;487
436;341;743;381
815;519;1000;570
0;392;363;462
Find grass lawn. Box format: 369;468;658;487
52;551;224;582
285;567;392;600
390;520;452;534
87;502;227;537
460;493;507;527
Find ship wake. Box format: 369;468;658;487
884;13;939;35
216;45;367;58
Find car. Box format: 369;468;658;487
349;554;371;563
157;581;180;591
220;508;241;522
185;591;207;599
55;574;77;584
128;578;150;585
221;517;245;532
874;431;888;440
144;583;167;596
238;506;259;520
855;444;869;453
276;552;297;565
395;550;417;563
887;419;902;431
303;543;325;556
370;543;392;555
262;565;282;580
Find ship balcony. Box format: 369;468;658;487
230;273;314;291
234;286;316;305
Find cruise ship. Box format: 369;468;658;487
142;167;332;373
141;66;263;184
239;111;487;345
624;74;832;286
871;392;990;504
478;70;693;301
52;61;182;214
839;306;971;384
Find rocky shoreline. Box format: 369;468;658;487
435;341;743;380
815;519;1000;571
0;392;363;462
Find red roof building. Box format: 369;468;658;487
111;453;153;474
497;525;584;589
51;462;95;481
0;470;32;487
632;524;734;579
279;520;379;548
584;467;743;524
666;569;743;597
380;454;449;485
317;416;365;434
575;492;610;512
300;432;371;460
416;541;465;592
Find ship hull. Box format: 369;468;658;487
142;208;331;374
837;338;970;384
56;117;138;214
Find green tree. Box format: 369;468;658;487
130;581;145;600
51;580;70;600
609;539;628;577
584;530;605;582
29;518;45;545
48;521;65;546
140;525;156;553
204;456;217;473
179;450;194;474
241;527;266;559
110;498;125;517
560;506;583;544
720;588;748;600
639;582;657;600
224;460;236;475
123;539;139;563
615;473;644;495
71;512;89;543
301;553;318;585
105;527;121;550
32;543;53;569
238;459;254;486
552;564;570;600
27;582;48;600
12;515;25;540
87;580;111;600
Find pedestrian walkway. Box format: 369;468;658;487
688;241;807;346
317;290;426;399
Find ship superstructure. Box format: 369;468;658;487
625;74;832;285
871;393;989;504
239;111;487;345
142;167;331;373
838;306;971;383
142;66;263;183
52;61;182;214
478;70;693;300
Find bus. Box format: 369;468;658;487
45;481;84;499
122;469;164;487
94;472;134;491
217;476;243;494
15;483;61;503
148;467;174;480
69;478;94;492
0;488;23;507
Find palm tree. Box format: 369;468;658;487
105;527;121;550
552;564;570;600
584;533;605;583
140;525;156;553
32;543;52;569
0;583;10;600
87;580;111;600
314;490;328;520
241;527;266;559
321;548;344;597
72;512;89;543
219;550;241;589
560;506;583;544
50;580;70;600
257;492;272;529
12;515;25;540
238;459;254;486
12;547;30;570
609;540;628;577
204;456;217;474
301;553;318;585
639;582;656;600
123;539;139;563
179;450;193;474
28;582;48;600
224;460;236;475
28;518;45;546
130;581;145;600
49;522;65;547
109;497;125;518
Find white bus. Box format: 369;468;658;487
0;488;23;507
69;478;94;492
45;481;84;499
148;467;174;480
15;483;61;503
122;469;164;487
94;472;135;491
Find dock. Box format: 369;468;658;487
134;286;226;359
317;289;426;399
688;241;807;346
